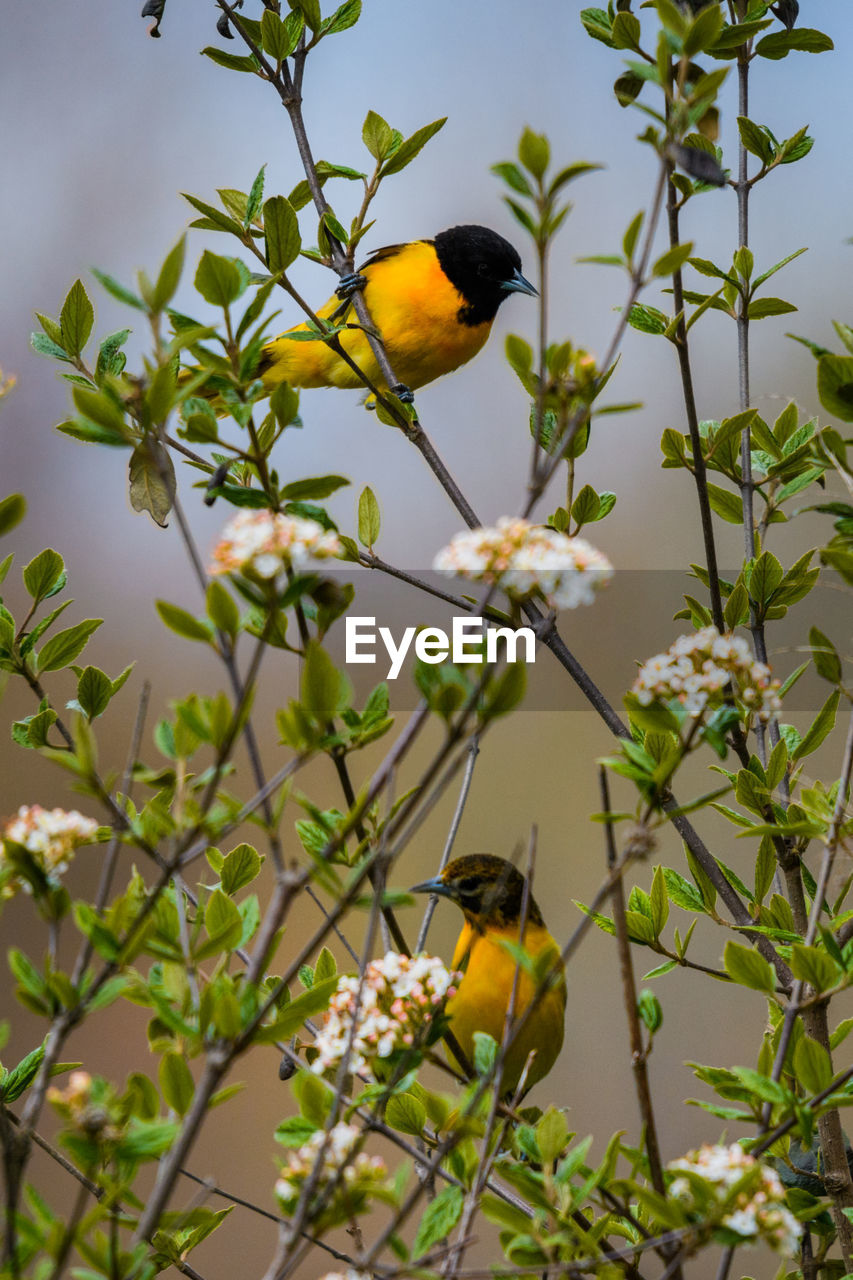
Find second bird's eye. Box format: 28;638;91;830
458;876;480;893
477;262;489;276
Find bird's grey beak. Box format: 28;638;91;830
501;267;538;297
410;876;452;898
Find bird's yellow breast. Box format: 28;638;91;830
447;919;566;1095
260;240;492;394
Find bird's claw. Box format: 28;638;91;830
335;272;366;300
391;382;414;404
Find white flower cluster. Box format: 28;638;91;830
312;952;459;1079
318;1272;371;1280
274;1122;386;1212
1;805;98;897
633;627;782;722
433;518;612;610
669;1143;802;1256
209;510;341;579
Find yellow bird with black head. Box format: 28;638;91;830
412;854;566;1096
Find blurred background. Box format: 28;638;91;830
2;2;853;1277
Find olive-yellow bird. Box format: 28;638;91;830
257;225;536;403
412;854;566;1096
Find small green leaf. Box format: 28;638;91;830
723;940;775;993
792;689;840;761
194;251;242;308
23;549;65;603
264;196;301;274
220;844;262;895
129;438;176;528
358;486;380;548
412;1185;464;1259
793;1036;832;1095
156;600;213;644
363;109;394;161
380;118;447;177
38;619;102;674
60;280;94;358
0;494;26;538
817;355;853;423
159;1051;195;1117
151;237;186;313
301;641;348;723
386;1093;427;1136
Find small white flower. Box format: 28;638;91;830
209;510;341;579
434;518;612;610
667;1144;802;1257
311;951;459;1080
2;805;98;897
632;627;782;724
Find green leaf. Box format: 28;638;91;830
129;438;176;528
275;1115;320;1146
684;2;723;55
380;117;447;177
755;28;834;60
737;116;775;165
279;474;349;501
194;251;242;308
536;1107;569;1162
261;9;302;59
159;1051;195;1116
518;127;550;179
151;237;186;313
790;944;839;993
322;0;362;36
0;494;26;538
60;279;94;358
706;484;743;524
206;580;240;639
363;110;394;162
38;619;102;674
91;267;145;310
723;940;775;993
748;297;797;320
809;627;841;684
264;196;301;274
793;1036;832;1094
412;1185;464;1259
204;888;243;952
627;304;668;336
23;549;65;603
817;355;853;423
301;641;348;723
200;46;259;72
792;689;840;761
386;1093;427;1136
75;666;112;720
220;843;262;895
358;486;380;548
156;600;213;644
259;977;340;1042
652;243;693;278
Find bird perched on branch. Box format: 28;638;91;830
412;854;566;1096
258;224;537;404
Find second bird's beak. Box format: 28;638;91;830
501;267;538;297
410;875;452;898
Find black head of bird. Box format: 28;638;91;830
411;853;545;932
433;226;538;326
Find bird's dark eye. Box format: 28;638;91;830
458;875;480;894
477;262;489;276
